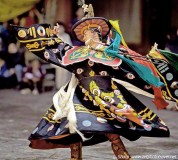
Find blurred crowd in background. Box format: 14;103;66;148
0;0;178;95
0;4;86;95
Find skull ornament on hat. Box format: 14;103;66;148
72;0;111;42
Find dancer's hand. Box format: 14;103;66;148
52;23;60;35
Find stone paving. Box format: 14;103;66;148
0;89;178;160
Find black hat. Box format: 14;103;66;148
71;3;111;42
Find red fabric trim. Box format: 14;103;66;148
121;45;168;109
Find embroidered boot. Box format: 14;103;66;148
70;142;82;160
106;133;132;160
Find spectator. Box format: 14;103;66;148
0;34;6;58
0;22;8;34
70;7;85;46
20;59;45;95
53;21;72;89
12;17;20;26
1;21;18;53
20;8;43;27
0;22;11;52
55;21;73;45
0;56;17;89
165;27;178;54
70;7;85;26
0;22;3;33
6;43;26;88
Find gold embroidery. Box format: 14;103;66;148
111;81;117;90
18;30;26;38
32;27;37;38
89;70;95;76
26;42;39;49
90;81;100;96
117;103;124;109
71;47;89;59
46;28;54;37
29;47;45;52
48;113;54;119
49;108;55;113
28;28;32;36
75;104;90;113
47;39;55;46
117;94;127;104
138;107;156;120
162;90;172;101
74;104;108;118
43;109;60;123
42;117;60;123
55;38;62;44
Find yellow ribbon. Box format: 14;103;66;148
109;20;128;48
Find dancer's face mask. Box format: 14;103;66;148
83;29;101;46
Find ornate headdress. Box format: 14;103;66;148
72;0;111;42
